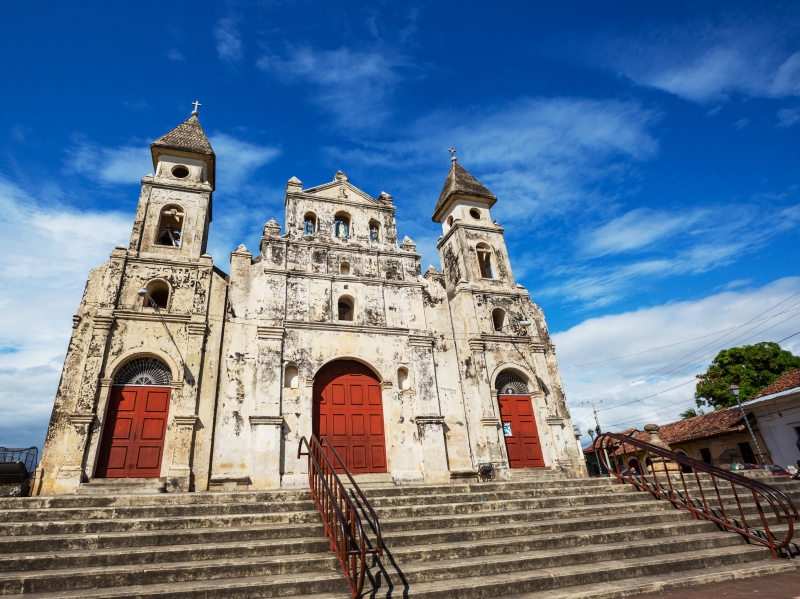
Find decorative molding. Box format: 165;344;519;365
468;339;485;352
286;191;397;214
69;413;95;426
257;326;285;341
173;415;198;427
283;320;409;336
171;380;184;390
546;417;565;426
99;378;113;387
408;334;434;348
415;415;445;426
114;310;191;324
249;416;284;426
72;315;81;329
187;323;208;336
481;417;501;427
92;316;114;331
380;381;393;390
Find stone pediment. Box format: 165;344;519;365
300;171;378;205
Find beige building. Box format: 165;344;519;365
34;111;585;495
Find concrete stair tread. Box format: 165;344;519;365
0;542;770;598
498;559;800;599
0;520;715;569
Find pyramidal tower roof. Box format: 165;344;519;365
151;114;214;156
432;158;497;222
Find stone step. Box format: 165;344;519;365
77;479;167;495
0;498;680;538
0;519;717;573
0;488;652;527
0;543;770;598
0;527;749;595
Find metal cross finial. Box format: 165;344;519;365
448;147;457;162
191;101;202;116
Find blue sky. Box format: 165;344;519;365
1;1;800;451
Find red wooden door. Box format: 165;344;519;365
313;361;387;474
95;386;171;478
498;394;545;468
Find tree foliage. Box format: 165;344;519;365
695;342;800;410
680;408;704;420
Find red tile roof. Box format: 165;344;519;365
584;408;749;456
751;368;800;399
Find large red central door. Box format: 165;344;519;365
498;394;545;468
95;386;171;478
313;361;387;473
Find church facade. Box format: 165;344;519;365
35;112;585;495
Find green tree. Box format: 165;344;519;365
695;342;800;410
680;408;704;420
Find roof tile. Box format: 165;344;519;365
751;368;800;399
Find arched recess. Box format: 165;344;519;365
105;348;181;385
312;359;387;473
143;279;171;310
96;354;175;479
155;204;184;247
494;366;545;468
489;363;534;395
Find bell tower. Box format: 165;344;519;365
433;152;514;291
129;107;215;261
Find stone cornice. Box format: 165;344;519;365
257;326;285;340
481;417;501;426
173;414;198;426
283;319;409;336
415;415;445;425
408;334;434;348
249;416;284;426
69;413;95;425
92;315;114;331
284;191;397;213
113;310;192;324
187;323;208;336
436;221;506;249
270;269;424;288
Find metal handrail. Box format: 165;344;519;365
597;432;799;558
298;435;382;597
318;436;384;556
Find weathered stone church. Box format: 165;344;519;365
35;111;585;495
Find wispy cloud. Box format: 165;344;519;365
207;133;280;191
777;107;800;128
214;18;243;63
66;139;152;184
257;46;409;129
580;208;707;257
334;97;659;220
594;15;800;103
544;203;800;308
165;48;184;62
67;133;280;189
557;277;800;442
0;178;131;448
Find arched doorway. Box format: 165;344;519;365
313;360;387;474
95;357;172;478
496;371;545;468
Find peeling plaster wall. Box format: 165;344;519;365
37;167;585;495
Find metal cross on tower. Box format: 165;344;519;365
448;147;457;162
191;101;202;115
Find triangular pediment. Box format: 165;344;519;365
301;171;377;204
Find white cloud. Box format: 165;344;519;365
334;97;658;219
207;133;280;191
257;46;407;129
67;140;152;185
165;48;184;62
581;208;706;257
214;18;243;63
777;107;800;128
68;134;280;189
733;118;749;130
596;18;800;103
0;178;131;448
556;277;800;442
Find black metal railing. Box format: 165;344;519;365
597;432;799;558
298;435;383;597
0;447;38;473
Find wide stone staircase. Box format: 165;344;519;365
0;475;798;598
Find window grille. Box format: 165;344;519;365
495;371;528;394
114;358;172;386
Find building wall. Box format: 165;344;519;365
747;392;800;471
35;164;585;494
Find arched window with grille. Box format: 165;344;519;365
495;371;529;395
114;357;173;386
